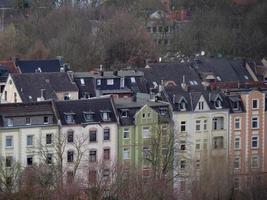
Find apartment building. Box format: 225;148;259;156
54;96;118;184
0;101;59;168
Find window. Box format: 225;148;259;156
89;130;97;142
233;101;239;110
67;151;74;163
89;150;97;162
251;136;259;149
123;128;130;139
160;107;168;115
212;117;224;130
46;134;52;145
195;120;201;131
203;120;207;131
6;136;13;148
14;92;17;103
97;79;101;86
80;78;85;85
101;112;110;121
27;135;34;146
180;121;186;132
25;117;31;125
142;127;150;138
67;130;74;143
234;157;240;169
215;98;222;109
7;118;13;127
103;128;110;141
234;137;241;149
198;101;204;110
235;118;241;130
121;110;128;118
180;141;186;150
162;126;168;136
104;148;110;160
84;112;93;122
252;99;259;109
251;156;259;168
27;156;33;166
180;160;186;169
43;116;49;124
195;160;200;168
6;156;12;167
195;140;201;150
213;136;224;149
180;101;186;111
47;153;53;164
107;79;114;85
130;77;136;83
4;91;7;101
103;169;110;181
251;116;259;129
65;114;74;124
143;147;150;159
123;148;130;159
64;93;70;100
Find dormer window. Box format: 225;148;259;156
97;79;101;86
107;79;114;85
215;98;223;109
25;117;31;125
64;93;71;101
198;101;204;110
7;118;13;127
80;78;85;86
130;77;136;83
121;109;128;118
101;111;111;121
84;111;94;122
160;107;168;115
233;101;240;110
179;101;186;111
65;113;75;124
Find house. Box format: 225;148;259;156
114;97;172;177
228;89;267;189
54;96;118;184
162;85;230;196
0;101;59;168
0;72;79;103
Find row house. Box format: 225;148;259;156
0;101;59;168
54;96;119;184
1;72;79;103
114;98;172;177
163;86;230;195
228;89;267;189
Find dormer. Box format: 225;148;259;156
83;111;94;122
101;110;111;121
214;95;223;109
64;113;75;124
121;109;129;118
159;107;168;115
178;97;187;111
229;96;241;111
195;95;210;111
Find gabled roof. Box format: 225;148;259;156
11;72;78;102
15;58;63;73
114;98;171;126
54;97;117;125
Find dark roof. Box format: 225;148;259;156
74;77;96;98
191;57;253;83
11;72;78;102
54;97;118;125
15;59;63;73
0;60;18;73
141;62;201;87
0;0;16;8
114;98;171;126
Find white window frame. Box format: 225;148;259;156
251;136;259;149
203;120;208;131
5;136;13;148
198;101;204;110
195;140;201;150
195;120;201;132
97;79;101;86
123;148;130;159
234;136;241;150
27;135;34;146
251;116;259;129
7;118;13;127
234;117;241;130
252;99;259;109
251;155;259;168
123;128;130;139
180;121;187;132
107;79;114;85
142;127;150;138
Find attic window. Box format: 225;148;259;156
215;98;223;109
233;101;240;110
121;110;128;118
64;93;71;101
107;79;114;85
101;111;111;121
180;101;186;111
160;107;168;115
130;77;136;83
84;112;94;122
65;113;75;124
80;78;85;86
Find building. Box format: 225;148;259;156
115;97;172;177
0;101;59;168
54;96;118;184
1;72;79;103
228;89;267;189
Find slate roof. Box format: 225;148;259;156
74;77;96;98
114;98;171;126
0;0;16;8
11;72;78;102
54;97;118;125
15;59;63;73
